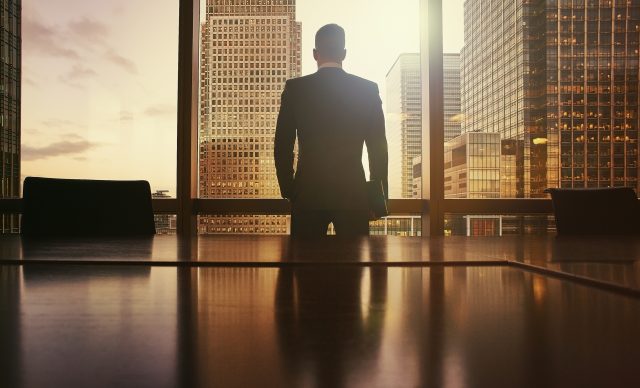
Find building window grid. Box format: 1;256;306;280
462;0;638;198
553;3;639;188
198;3;300;234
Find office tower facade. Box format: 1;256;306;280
444;53;462;142
387;52;462;198
386;53;421;198
0;0;20;233
444;132;503;236
444;132;501;199
199;0;301;234
462;0;639;197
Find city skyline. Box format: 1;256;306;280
19;0;464;196
16;0;638;208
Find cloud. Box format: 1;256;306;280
22;138;99;161
41;119;83;128
58;64;98;87
105;49;138;74
144;104;176;117
22;16;80;59
23;10;140;83
62;133;85;140
24;128;41;136
67;18;109;44
112;5;125;15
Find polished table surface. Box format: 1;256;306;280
1;234;639;292
1;235;640;387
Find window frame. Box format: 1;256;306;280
0;0;555;236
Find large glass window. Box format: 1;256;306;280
21;0;179;197
8;0;637;236
197;0;419;234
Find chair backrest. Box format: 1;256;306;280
546;187;639;236
21;177;156;237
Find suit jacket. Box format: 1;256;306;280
274;67;388;211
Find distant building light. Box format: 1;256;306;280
450;113;465;123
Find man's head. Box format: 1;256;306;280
314;24;346;65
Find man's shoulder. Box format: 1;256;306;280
343;73;378;92
285;74;315;87
285;72;378;92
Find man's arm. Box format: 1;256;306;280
365;84;389;199
274;81;296;200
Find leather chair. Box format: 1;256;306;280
545;187;639;236
21;177;156;237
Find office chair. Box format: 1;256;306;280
21;177;156;237
545;187;639;236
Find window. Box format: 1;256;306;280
20;0;178;197
5;0;637;236
197;0;420;234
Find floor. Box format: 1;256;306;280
1;235;639;387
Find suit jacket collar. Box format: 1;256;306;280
317;67;346;75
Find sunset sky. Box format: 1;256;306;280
22;0;464;196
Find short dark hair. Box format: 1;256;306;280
314;24;345;61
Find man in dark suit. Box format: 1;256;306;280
274;24;388;237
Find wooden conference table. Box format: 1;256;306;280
0;235;639;387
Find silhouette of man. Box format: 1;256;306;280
274;24;388;237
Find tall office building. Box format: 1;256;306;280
199;0;301;234
0;0;20;233
444;53;462;142
386;53;462;198
386;53;421;198
462;0;639;197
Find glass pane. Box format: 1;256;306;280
443;0;639;199
1;0;20;199
198;214;290;235
0;214;19;234
0;213;176;235
198;214;422;236
20;0;178;197
369;215;421;236
154;213;177;235
198;0;420;234
445;214;556;236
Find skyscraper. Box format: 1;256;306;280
199;0;301;234
0;0;20;233
386;53;421;198
444;53;462;142
386;52;462;198
462;0;639;197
